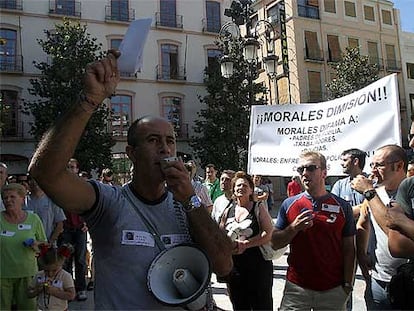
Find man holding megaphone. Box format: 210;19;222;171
29;50;234;310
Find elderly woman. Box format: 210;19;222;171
220;171;274;310
0;183;46;310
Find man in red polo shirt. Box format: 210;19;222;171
272;151;356;310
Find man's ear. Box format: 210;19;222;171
126;145;137;163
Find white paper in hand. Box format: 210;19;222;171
117;18;152;74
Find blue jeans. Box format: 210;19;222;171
60;228;87;292
365;277;392;310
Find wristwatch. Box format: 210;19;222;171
363;189;377;201
183;195;201;213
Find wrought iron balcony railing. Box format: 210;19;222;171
156;65;186;81
202;18;221;33
0;54;23;72
386;59;402;72
0;0;23;10
298;4;319;19
49;0;81;18
304;48;324;62
105;5;135;22
155;12;183;29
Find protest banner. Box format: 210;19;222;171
247;74;401;176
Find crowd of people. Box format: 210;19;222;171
1;51;414;310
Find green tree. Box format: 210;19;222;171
326;46;379;99
190;37;267;172
24;19;113;172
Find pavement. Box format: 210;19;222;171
69;251;367;311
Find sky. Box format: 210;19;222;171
392;0;414;32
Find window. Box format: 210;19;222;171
407;63;414;79
327;35;341;62
110;38;122;50
382;10;392;25
348;38;359;49
364;5;375;21
162;97;182;137
308;71;322;103
344;1;356;17
111;0;129;21
0;0;22;10
205;1;221;33
298;0;320;19
324;0;336;13
55;0;76;16
367;41;380;67
267;4;280;24
161;43;180;80
304;31;322;60
207;49;221;73
0;29;18;71
110;95;132;138
0;90;19;137
160;0;177;28
385;44;397;69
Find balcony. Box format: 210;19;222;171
49;0;81;18
0;0;23;10
105;5;135;22
175;123;189;140
0;54;23;72
304;48;324;62
202;18;221;33
1;121;29;140
386;59;402;72
298;4;319;19
156;65;186;81
326;51;342;63
368;57;384;70
155;12;183;29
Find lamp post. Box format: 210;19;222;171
219;0;281;105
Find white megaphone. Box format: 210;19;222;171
147;244;211;310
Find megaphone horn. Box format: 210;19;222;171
147;244;211;310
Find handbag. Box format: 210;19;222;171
388;261;414;310
254;202;287;261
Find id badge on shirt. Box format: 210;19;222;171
17;224;32;230
160;234;188;248
1;230;15;237
121;230;155;247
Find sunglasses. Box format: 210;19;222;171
369;161;399;169
296;165;321;175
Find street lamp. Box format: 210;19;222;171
219;0;281;105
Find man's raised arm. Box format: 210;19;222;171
29;51;120;214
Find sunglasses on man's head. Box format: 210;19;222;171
296;165;321;175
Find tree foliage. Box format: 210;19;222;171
326;46;379;99
24;19;113;172
190;37;267;172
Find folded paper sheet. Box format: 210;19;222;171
117;18;152;74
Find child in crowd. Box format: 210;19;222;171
28;244;76;310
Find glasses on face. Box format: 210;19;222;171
370;160;399;169
296;165;321;175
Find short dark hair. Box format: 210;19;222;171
205;164;216;170
342;148;367;170
378;144;408;172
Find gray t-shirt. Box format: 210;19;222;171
84;181;191;309
25;194;66;240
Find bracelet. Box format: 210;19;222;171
79;92;99;113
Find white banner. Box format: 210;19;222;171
247;74;401;176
